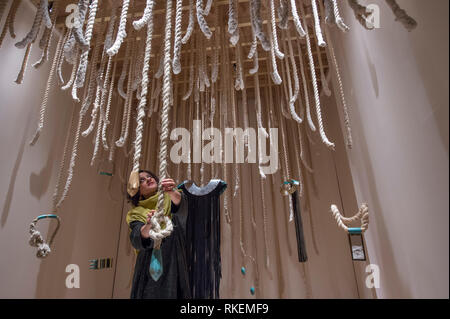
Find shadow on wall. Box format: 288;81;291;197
1;113;33;228
29;130;60;200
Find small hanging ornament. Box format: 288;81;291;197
127;170;140;196
28;214;61;259
330;203;369;261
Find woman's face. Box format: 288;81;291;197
139;172;158;198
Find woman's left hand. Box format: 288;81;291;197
160;178;176;192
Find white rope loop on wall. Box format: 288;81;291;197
330;203;369;233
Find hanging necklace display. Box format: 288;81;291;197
281;180;308;262
330;203;369;261
28;214;61;258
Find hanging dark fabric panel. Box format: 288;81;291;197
178;179;227;299
291;190;308;262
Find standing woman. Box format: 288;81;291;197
126;170;191;299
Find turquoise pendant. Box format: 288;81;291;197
149;248;163;281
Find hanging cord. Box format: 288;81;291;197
29;29;66;146
230;80;240;197
311;0;326;47
289;0;306;37
330;0;349;32
82;43;108;138
57;39;102;208
102;58;118;150
73;0;99;100
234;42;244;90
248;34;259;75
314;29;332;97
52;101;77;212
72;0;89;51
268;29;281;85
300;0;334;150
250;0;270;51
277;0;289;29
197;0;212;39
172;0;183;74
0;0;20;48
15;0;45;48
270;0;284;59
118;39;132;99
91;54;114;166
228;0;239;45
107;0;130;56
33;1;59;69
132;0;152;30
56;29;70;84
278;51;292;120
128;0;155;195
148;0;174;250
296;38;316;132
61;48;80;90
0;0;8;24
182;40;194;100
284;28;303;123
385;0;417;31
320;3;353;149
14;42;32;84
330;203;369;233
182;0;194;44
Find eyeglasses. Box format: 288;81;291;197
139;175;155;184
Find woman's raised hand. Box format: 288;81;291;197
160;178;176;192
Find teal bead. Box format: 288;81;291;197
149;249;163;281
241;267;246;275
250;287;255;295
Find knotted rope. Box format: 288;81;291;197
330;203;369;233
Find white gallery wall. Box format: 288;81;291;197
328;0;449;298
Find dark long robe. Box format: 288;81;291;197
128;192;191;299
178;179;227;299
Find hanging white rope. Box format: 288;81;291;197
311;0;326;47
330;0;349;32
250;0;270;51
107;0;130;56
33;2;58;69
14;42;32;84
289;0;306;37
118;40;132;99
323;25;353;149
29;29;65;146
172;0;183;74
197;0;212;39
285;28;302;123
102;58;118;151
300;1;334;150
148;0;174;250
270;0;284;59
129;0;155;195
182;0;194;44
228;0;239;45
73;0;99;100
277;0;289;29
15;0;45;49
